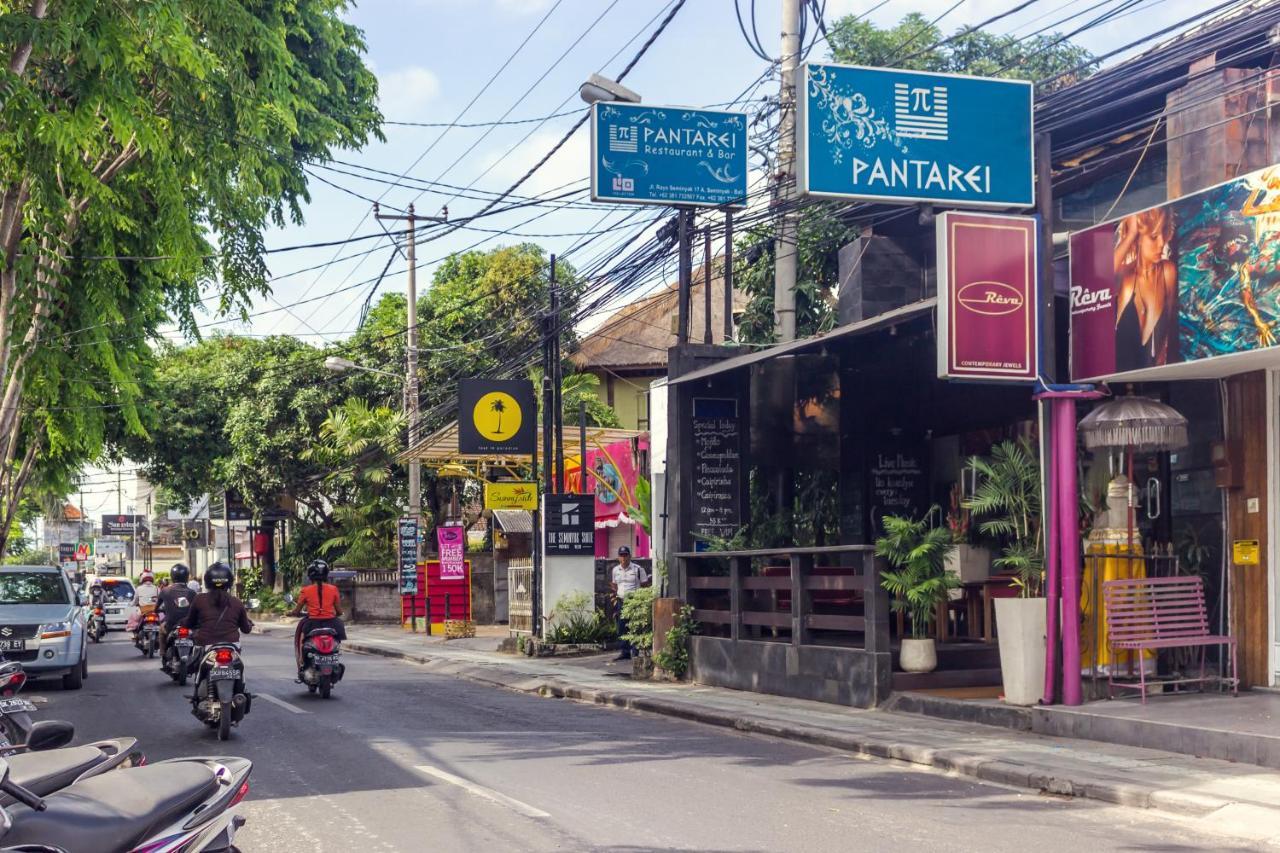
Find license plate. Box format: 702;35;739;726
208;667;237;680
107;609;121;615
310;654;339;665
175;640;194;649
0;699;36;714
0;641;25;652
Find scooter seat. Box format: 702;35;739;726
2;745;104;802
3;761;219;852
306;627;338;638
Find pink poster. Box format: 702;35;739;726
436;526;465;580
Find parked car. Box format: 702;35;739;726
0;567;88;690
97;578;135;631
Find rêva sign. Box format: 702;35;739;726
936;211;1040;383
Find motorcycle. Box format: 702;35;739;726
0;754;252;852
0;734;141;805
298;627;344;699
87;607;106;643
191;644;251;741
0;658;74;758
134;611;160;658
162;624;196;687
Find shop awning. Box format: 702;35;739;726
669;298;935;386
491;510;532;534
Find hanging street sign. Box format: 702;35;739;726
798;63;1034;209
458;378;537;456
544;493;595;556
484;481;539;511
590;102;749;208
398;516;419;595
100;515;144;537
936;211;1040;382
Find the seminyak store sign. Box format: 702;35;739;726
798;63;1034;208
590;102;748;207
936;211;1039;382
1070;165;1280;381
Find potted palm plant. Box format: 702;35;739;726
876;512;958;673
964;438;1045;705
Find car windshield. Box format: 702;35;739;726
0;573;69;606
103;582;134;602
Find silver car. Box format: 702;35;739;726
0;566;88;690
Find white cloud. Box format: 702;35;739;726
476;122;591;198
377;66;442;121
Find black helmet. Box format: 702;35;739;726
205;562;233;591
306;559;330;583
170;563;190;584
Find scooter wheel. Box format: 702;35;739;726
177;669;188;688
319;675;331;700
217;703;232;741
307;683;317;694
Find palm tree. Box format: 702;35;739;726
490;398;506;434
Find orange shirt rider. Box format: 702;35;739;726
296;583;341;620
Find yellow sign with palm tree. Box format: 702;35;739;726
473;391;521;442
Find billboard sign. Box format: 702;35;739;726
437;525;466;581
458;379;537;456
1070;164;1280;381
397;517;419;595
544;493;595;556
57;543;76;563
798;63;1034;208
100;515;143;537
936;211;1039;382
94;536;126;557
590;102;748;207
483;481;538;511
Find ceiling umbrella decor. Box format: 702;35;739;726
1078;395;1189;452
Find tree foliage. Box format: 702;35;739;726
0;0;381;553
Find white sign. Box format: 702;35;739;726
94;537;126;557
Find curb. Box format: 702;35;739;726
342;640;1255;824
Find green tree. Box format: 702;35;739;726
301;398;406;568
0;0;381;553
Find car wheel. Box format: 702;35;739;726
62;662;84;691
81;654;88;681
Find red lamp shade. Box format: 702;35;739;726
252;532;271;556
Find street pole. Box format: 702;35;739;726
579;401;588;495
774;0;801;342
676;209;692;345
223;490;232;565
703;225;713;343
724;210;734;343
550;255;565;494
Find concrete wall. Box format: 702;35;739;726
689;636;892;708
587;369;656;431
341;581;400;624
469;553;496;624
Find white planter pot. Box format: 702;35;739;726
899;638;938;673
995;597;1046;706
944;544;992;584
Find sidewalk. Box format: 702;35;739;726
343;625;1280;845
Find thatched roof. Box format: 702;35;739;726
571;259;748;372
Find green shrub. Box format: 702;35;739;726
545;591;616;644
654;603;697;678
620;586;656;652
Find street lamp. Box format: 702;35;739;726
578;73;641;105
323;355;401;379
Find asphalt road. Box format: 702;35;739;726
18;629;1267;852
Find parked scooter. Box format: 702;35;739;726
0;658;78;758
0;754;252;852
298;627;344;699
0;733;142;805
191;644;251;741
161;624;196;687
134;611;160;658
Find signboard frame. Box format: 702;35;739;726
397;516;419;595
100;515;144;537
798;62;1035;209
589;101;749;208
458;378;537;456
936;210;1040;383
544;493;595;556
483;481;539;511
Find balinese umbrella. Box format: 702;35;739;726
1078;394;1189;452
1078;394;1188;548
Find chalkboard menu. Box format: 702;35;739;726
692;398;742;542
868;443;928;531
398;516;419;595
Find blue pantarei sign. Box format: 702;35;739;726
590;103;748;207
798;63;1034;209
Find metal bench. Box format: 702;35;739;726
1101;575;1238;704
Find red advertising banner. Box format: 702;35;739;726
1070;164;1280;381
936;211;1039;382
436;525;465;581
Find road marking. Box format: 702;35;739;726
414;765;549;819
256;693;309;715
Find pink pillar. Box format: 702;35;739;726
1042;414;1061;706
1054;398;1083;706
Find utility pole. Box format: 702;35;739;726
724;210;735;342
703;225;713;343
550;256;566;495
774;0;802;342
375;203;446;567
116;468;122;515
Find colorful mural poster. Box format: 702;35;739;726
1071;164;1280;380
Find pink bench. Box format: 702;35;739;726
1102;575;1238;704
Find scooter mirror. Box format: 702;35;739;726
25;720;75;751
248;598;260;611
284;594;295;605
